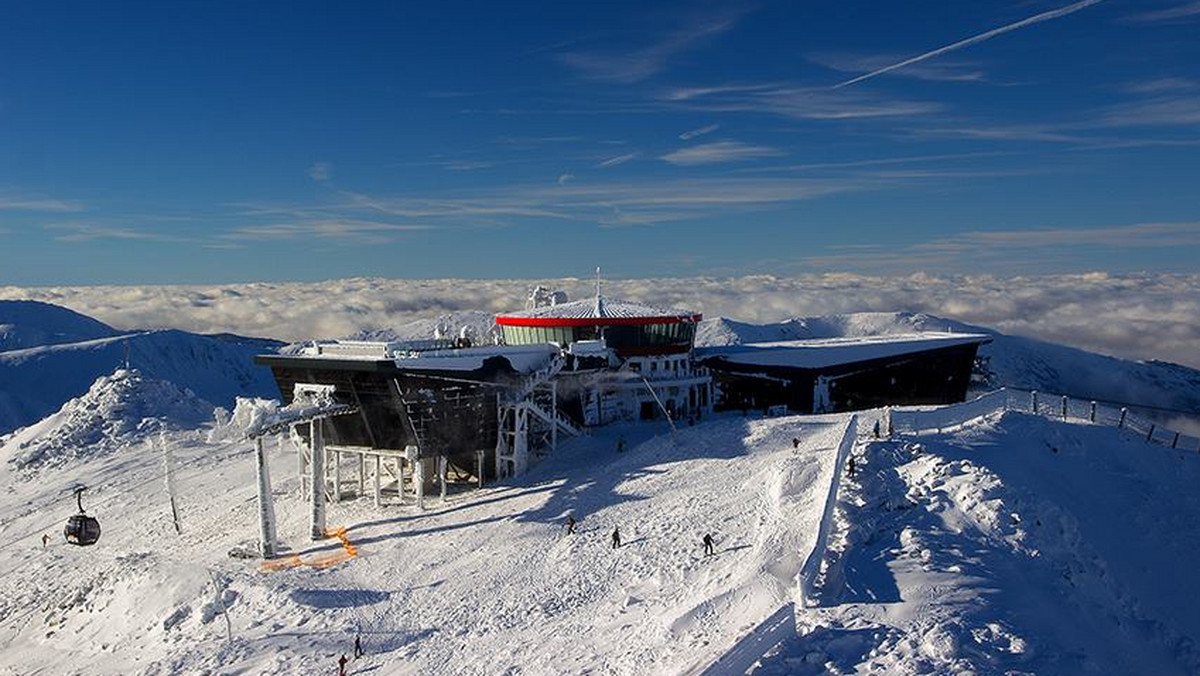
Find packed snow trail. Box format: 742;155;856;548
0;413;847;676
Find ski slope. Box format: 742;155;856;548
0;413;848;676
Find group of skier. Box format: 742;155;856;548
335;633;365;675
563;516;718;558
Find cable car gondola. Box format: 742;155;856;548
64;485;101;546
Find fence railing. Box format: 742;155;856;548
886;388;1200;453
797;414;858;609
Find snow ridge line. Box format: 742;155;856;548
796;415;857;609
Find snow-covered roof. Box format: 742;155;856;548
696;332;991;370
392;343;558;374
496;297;700;324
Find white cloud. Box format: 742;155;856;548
1120;77;1199;94
307;162;333;182
679;124;720;140
1097;95;1200;127
47;223;198;243
812;52;986;84
596;153;639;168
1126;1;1200;22
4;273;1200;370
223;219;430;243
662;83;941;120
557;173;575;186
660;141;784;166
558;9;747;83
0;196;85;212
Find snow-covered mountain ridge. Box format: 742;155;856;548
0;301;283;436
3;368;213;471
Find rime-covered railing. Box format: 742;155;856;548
884;388;1200;453
796;414;858;609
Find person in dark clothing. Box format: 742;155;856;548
703;533;715;556
847;456;857;478
616;435;627;453
611;526;621;549
792;437;800;449
872;420;881;439
42;534;49;548
354;634;363;658
338;654;349;676
566;515;577;535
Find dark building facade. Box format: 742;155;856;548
697;334;991;414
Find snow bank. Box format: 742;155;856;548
1;368;214;471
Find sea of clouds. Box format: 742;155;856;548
2;272;1198;369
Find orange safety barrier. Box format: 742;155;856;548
258;526;359;572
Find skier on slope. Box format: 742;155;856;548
354;633;363;658
611;526;621;549
847;455;857;478
702;533;715;556
792;437;800;450
565;515;577;535
338;653;349;676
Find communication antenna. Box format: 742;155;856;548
593;266;606;317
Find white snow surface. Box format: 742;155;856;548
753;412;1200;676
0;382;1199;674
0;415;845;676
697;333;990;370
0;368;213;472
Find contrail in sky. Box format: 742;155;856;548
833;0;1108;89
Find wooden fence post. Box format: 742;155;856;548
1061;396;1068;420
1118;408;1127;428
1090;401;1097;423
1147;425;1156;442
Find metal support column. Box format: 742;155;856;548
255;437;278;557
331;449;342;503
476;449;485;489
358;453;366;498
414;455;426;511
439;456;448;502
373;455;382;508
310;420;327;540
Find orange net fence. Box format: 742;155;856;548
259;527;359;572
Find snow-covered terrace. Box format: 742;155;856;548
289;340;560;375
696;332;991;370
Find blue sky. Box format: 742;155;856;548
1;0;1199;284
